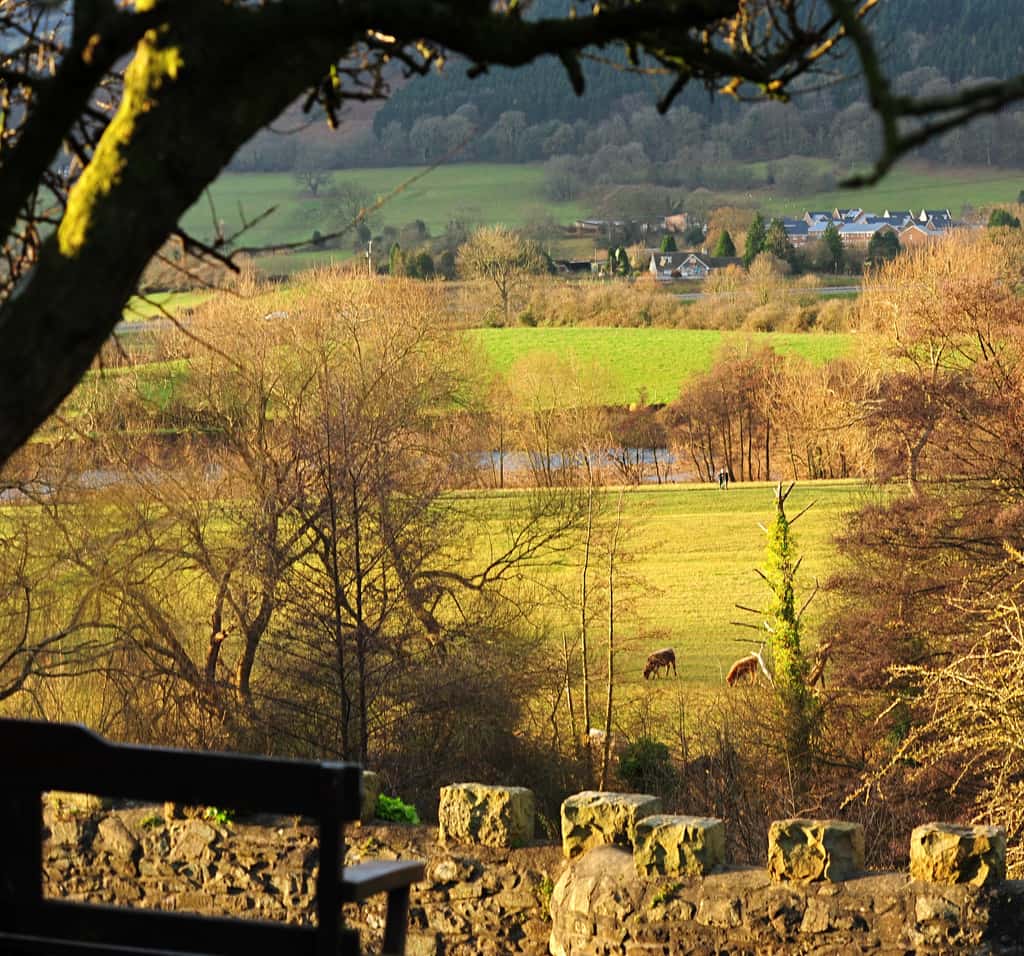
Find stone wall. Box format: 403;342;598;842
39;794;1024;955
549;845;1024;956
41;797;559;956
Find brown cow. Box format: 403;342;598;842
725;653;760;686
643;647;676;679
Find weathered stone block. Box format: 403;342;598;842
633;814;725;877
47;790;114;813
549;845;641;956
360;770;382;825
767;819;864;883
560;791;662;860
169;820;218;863
97;816;140;862
438;783;535;848
909;822;1006;887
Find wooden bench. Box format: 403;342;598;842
0;719;424;955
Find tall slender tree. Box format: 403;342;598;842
743;213;767;267
745;483;819;794
822;223;844;273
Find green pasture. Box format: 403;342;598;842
177;161;1024;265
95;326;853;412
760;163;1024;218
122;291;211;321
180;164;587;252
248;248;356;276
469;327;853;405
454;479;874;702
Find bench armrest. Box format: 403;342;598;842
341;860;424;956
340;860;425;903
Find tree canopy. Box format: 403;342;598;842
4;0;1024;468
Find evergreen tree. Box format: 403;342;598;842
438;248;457;280
761;484;819;790
823;222;844;273
683;222;705;247
659;234;678;253
388;242;405;276
764;218;795;265
712;229;736;257
409;251;435;279
866;230;900;265
988;208;1021;229
743;213;767;267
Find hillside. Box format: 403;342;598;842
226;2;1024;183
372;1;1024;132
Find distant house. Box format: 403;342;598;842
648;252;739;280
553;258;597;275
899;221;945;246
837;220;899;245
663;212;689;233
572;217;665;241
573;218;624;237
782;218;810;244
917;208;954;226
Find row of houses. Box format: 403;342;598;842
567;206;963;281
781;207;959;246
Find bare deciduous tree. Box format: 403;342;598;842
458;226;546;326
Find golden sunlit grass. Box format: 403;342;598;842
453;479;875;698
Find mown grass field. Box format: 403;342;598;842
179;164;587;254
456;479;875;702
469;327;854;405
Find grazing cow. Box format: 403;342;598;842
643;647;676;680
725;653;760;686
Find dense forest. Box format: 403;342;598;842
230;0;1024;181
373;0;1024;131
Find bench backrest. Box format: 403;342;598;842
0;719;363;956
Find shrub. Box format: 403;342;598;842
742;303;787;332
815;298;854;332
619;737;676;794
202;806;234;826
376;794;420;825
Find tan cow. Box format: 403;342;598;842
725;653;760;686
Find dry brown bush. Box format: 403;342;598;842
516;278;688;327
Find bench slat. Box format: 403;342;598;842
0;720;362;819
341;860;426;902
9;900;343;956
0;931;221;955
